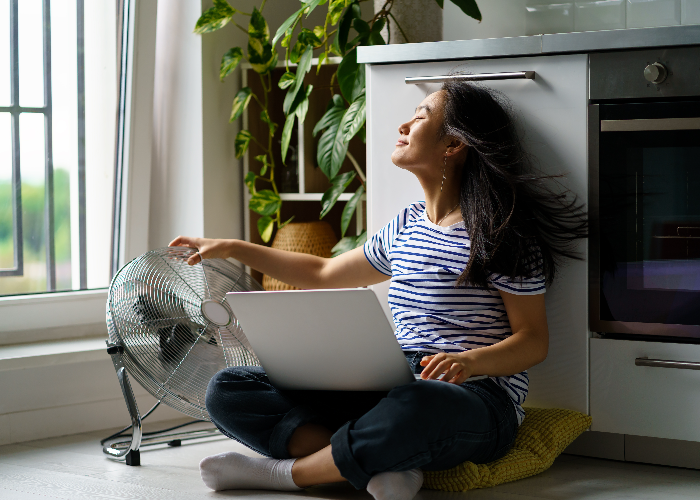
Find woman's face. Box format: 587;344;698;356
391;91;449;173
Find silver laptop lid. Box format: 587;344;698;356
225;288;414;391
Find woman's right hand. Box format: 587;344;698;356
168;236;232;266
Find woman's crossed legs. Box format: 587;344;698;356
200;365;517;496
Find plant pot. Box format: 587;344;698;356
262;221;338;291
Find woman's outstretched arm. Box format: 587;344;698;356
168;236;389;290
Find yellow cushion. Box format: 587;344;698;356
423;407;592;492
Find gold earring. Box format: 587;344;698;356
441;155;447;192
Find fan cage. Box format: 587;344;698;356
107;247;262;421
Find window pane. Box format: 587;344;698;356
51;0;77;290
1;2;118;297
19;113;46;293
0;0;10;106
0;112;46;295
84;0;116;289
0;113;12;268
18;0;44;107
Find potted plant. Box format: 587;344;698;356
194;0;481;255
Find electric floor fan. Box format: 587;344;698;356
103;246;262;465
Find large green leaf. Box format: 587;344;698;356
194;0;236;34
249;190;282;216
248;8;277;74
244;171;256;194
340;90;365;142
283;82;307;116
230;87;252;122
314;95;348;179
337;48;365;103
336;1;360;53
448;0;482;21
317;114;349;179
369;18;386;46
278;71;295;89
235;129;252;158
328;0;347;24
313;95;345;136
248;37;277;75
272;7;304;47
320;171;355;218
248;7;270;41
280;113;295;164
340;185;364;238
257;215;274;243
435;0;444;7
220;47;243;81
298;27;322;47
289;45;313;100
295;85;314;125
331;230;367;257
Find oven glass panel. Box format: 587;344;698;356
598;102;700;326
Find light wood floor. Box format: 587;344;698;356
2;419;700;499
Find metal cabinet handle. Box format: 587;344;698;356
405;71;536;85
601;117;700;132
635;357;700;371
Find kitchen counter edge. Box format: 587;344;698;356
357;25;700;64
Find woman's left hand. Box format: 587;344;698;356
419;352;476;385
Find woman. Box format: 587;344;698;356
169;81;586;499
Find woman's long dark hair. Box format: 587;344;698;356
440;80;587;288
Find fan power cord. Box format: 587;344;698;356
100;400;214;446
100;400;161;446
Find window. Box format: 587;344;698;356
0;0;156;346
0;0;117;296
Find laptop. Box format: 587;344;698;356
225;288;486;391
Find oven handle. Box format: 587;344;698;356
405;71;536;85
601;117;700;132
635;357;700;371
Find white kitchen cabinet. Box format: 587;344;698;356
365;54;589;414
591;337;700;441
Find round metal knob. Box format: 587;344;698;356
644;62;668;84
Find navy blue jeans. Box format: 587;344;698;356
205;351;519;489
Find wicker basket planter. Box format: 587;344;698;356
262;221;338;291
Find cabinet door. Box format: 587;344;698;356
366;54;588;413
591;338;700;441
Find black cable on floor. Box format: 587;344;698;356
100;400;161;445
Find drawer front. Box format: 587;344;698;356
591;337;700;441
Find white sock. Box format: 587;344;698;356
199;451;303;491
367;469;423;500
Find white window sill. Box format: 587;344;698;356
0;289;108;345
0;337;107;372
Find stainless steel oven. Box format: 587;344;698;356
590;46;700;339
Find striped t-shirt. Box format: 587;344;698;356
364;202;546;425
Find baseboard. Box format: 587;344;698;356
563;430;700;470
0;341;204;447
625;434;700;470
0;394;185;446
563;430;625;460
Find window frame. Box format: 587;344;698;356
0;0;156;346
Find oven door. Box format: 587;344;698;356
590;101;700;338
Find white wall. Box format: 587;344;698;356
444;0;528;41
149;0;341;248
149;1;206;248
